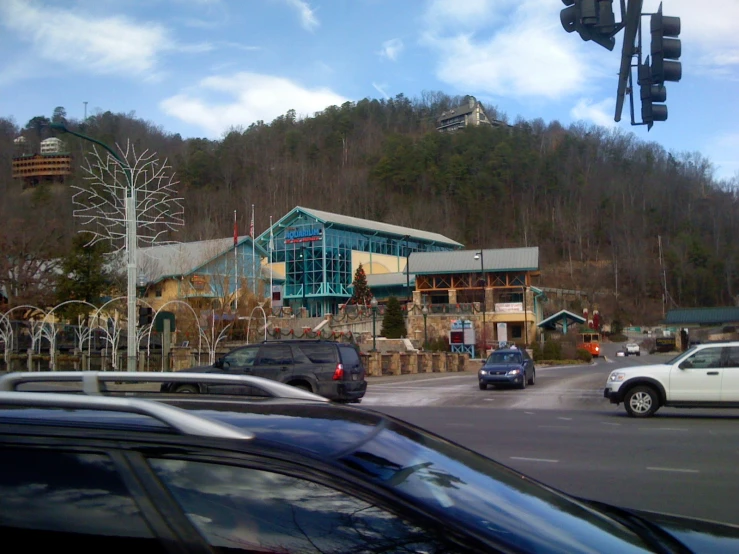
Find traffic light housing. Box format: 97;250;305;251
639;60;668;129
138;306;153;327
650;3;681;85
560;0;618;51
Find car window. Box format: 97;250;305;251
725;347;739;368
0;448;163;550
486;352;521;364
682;348;723;369
339;345;361;368
298;344;337;364
149;458;464;553
257;345;293;365
224;346;259;367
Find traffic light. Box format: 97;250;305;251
560;0;618;51
639;60;668;129
138;306;153;327
650;3;681;85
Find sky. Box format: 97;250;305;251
1;0;737;181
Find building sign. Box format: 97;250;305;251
497;323;508;345
285;227;323;244
271;285;283;308
190;275;207;290
450;319;475;345
495;302;523;313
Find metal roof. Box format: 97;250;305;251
664;307;739;326
138;236;267;284
408;247;539;275
366;272;415;288
537;310;586;330
259;206;463;247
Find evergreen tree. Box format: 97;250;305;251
381;296;407;338
350;263;373;305
56;235;116;321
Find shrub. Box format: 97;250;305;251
543;339;562;360
575;348;593;362
428;336;449;352
531;342;543;361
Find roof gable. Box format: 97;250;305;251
257;206;462;247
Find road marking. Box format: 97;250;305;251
511;457;559;463
524;411;536;414
639;427;689;432
646;467;699;474
601;422;621;426
484;398;495;401
557;417;573;421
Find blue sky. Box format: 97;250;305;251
1;0;737;180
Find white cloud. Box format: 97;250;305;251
160;72;348;137
285;0;319;32
379;38;404;61
421;0;589;99
0;0;172;77
570;98;617;128
372;82;390;99
424;0;516;32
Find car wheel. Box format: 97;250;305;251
637;352;641;356
174;384;199;394
479;381;487;390
624;386;659;417
527;370;535;386
518;375;527;390
291;382;313;393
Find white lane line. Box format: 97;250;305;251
524;411;536;414
484;398;495;401
646;467;699;474
639;428;689;432
601;422;621;426
557;417;573;421
511;457;559;463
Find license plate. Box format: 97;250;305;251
352;374;358;381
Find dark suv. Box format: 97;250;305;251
1;371;738;553
162;339;367;402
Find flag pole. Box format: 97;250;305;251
233;210;238;311
251;204;256;297
269;216;274;308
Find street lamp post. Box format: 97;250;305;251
422;305;428;350
523;285;529;346
474;250;486;358
50;123;138;372
301;246;307;315
370;297;378;352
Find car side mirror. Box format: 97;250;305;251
679;360;692;370
213;358;224;369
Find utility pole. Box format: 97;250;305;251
658;235;668;317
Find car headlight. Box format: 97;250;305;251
609;372;626;382
507;369;522;375
479;370;488;375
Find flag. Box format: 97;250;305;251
268;216;275;252
233;210;238;247
250;204;255;238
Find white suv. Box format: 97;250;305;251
604;342;739;417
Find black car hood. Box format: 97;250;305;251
581;499;739;553
633;508;739;553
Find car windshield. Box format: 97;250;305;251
340;422;652;553
665;346;698;365
486;352;522;364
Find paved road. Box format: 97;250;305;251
363;345;739;525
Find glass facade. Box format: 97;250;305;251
267;212;458;316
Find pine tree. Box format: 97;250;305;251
350;263;373;305
381;296;407;338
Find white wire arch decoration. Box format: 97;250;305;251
145;299;206;366
246;305;268;344
41;300;100;370
0;305;48;366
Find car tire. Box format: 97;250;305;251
637;352;640;356
479;382;487;390
291;382;313;393
624;386;659;417
174;384;199;394
527;370;535;386
518;375;527;390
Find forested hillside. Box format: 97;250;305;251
1;93;737;324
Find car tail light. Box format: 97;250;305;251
332;363;344;381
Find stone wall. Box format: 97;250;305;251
360;351;472;377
